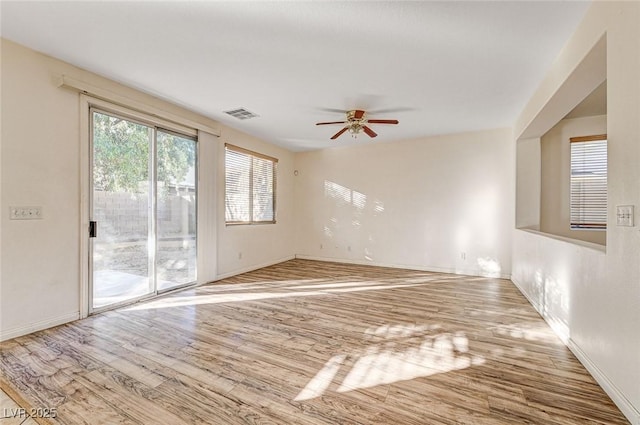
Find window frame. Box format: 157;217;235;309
569;134;607;231
224;143;278;225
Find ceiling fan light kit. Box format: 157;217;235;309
316;109;399;140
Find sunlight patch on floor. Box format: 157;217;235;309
294;354;347;401
294;324;484;401
337;334;484;392
123;281;434;311
123;290;322;310
490;322;562;343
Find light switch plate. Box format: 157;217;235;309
10;206;43;220
616;205;634;226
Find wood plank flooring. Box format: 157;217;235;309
0;259;630;424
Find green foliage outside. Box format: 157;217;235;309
93;112;195;193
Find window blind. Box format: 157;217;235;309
252;156;274;222
225;144;276;224
570;136;607;230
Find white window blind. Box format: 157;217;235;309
570;135;607;230
225;144;277;224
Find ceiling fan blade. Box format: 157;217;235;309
353;110;365;119
316;121;347;125
362;126;377;138
330;127;349;140
366;119;399;124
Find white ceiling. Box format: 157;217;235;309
1;1;590;152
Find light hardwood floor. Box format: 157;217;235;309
0;259;630;424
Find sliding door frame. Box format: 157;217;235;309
80;95;199;317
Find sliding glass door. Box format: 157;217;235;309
156;130;197;291
90;109;196;311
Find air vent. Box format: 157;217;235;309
223;108;259;120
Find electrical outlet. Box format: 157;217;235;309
10;206;43;220
238;252;243;260
461;252;466;260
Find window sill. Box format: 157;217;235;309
226;221;277;226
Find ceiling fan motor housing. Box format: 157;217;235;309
347;110;365;136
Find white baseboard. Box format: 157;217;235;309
567;340;640;425
513;277;573;344
215;255;296;281
511;276;639;425
0;311;80;342
511;275;543;316
295;254;512;280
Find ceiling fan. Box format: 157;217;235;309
316;109;399;140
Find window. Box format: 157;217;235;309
570;134;607;230
225;144;277;224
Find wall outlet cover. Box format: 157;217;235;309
616;205;634;227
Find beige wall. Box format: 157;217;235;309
2;39;82;338
513;1;640;421
216;126;296;278
295;128;515;278
0;39;296;339
540;115;607;245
